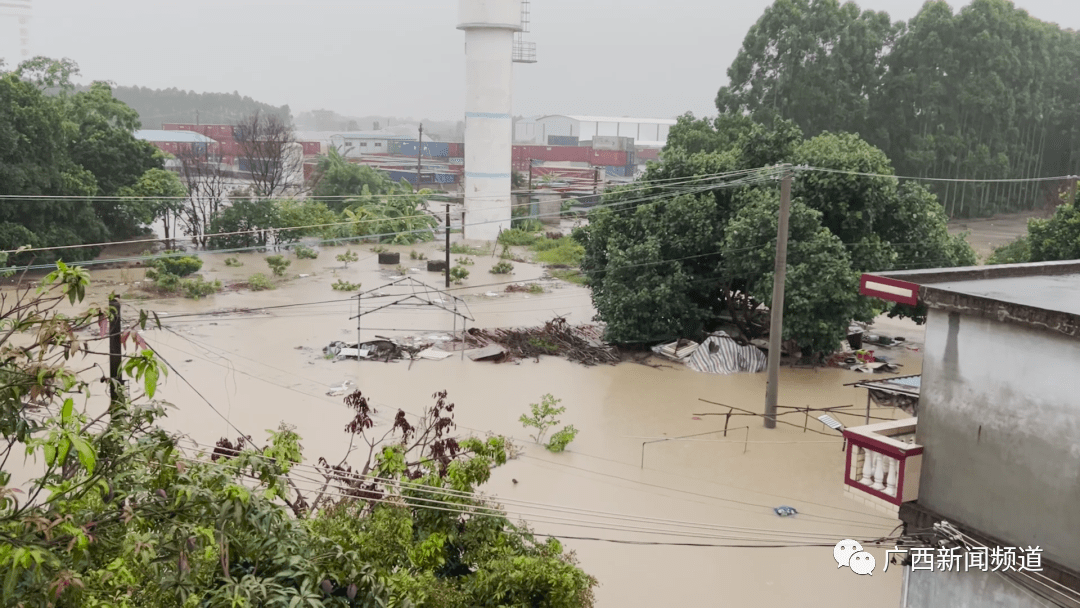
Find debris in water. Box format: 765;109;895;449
327;380;356;396
460;316;619;366
773;506;798;517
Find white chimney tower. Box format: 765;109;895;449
458;0;524;241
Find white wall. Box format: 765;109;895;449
918;309;1080;569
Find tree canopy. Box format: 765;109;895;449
717;0;1080;217
578;117;975;355
91;84;292;129
0;58;172;262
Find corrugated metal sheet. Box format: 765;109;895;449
591;150;628;166
685;333;767;375
449;143;463;157
548;135;579;146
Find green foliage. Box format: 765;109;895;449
490;261;514;274
409;250;426;260
533;239;585;267
208;198;284;249
512;218;545;232
265;254;291;277
91;83;291;131
311;148;401;212
247;272;275;291
528;283;545;294
395;265;408;276
370;245;388;253
455;256;474;266
550;269;587;285
223;256;243;267
449;243;487;255
275;198;341;241
178;275;222;300
342;191;438;245
498;228;542;246
715;0;1080;217
449;265;470;284
1027;203;1080;262
332;279;362;291
987;236;1032;265
115;168;188;241
583;116;975;348
151;252;202;277
293;244;319;259
519;395;578;454
546;425;579;453
337;249;359;267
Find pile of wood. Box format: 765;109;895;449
462;317;619;366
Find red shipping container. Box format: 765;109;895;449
449;143;463;157
636;148;660;161
590;150;627;166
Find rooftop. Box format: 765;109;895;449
863;260;1080;340
527;114;678;126
134;130;217;143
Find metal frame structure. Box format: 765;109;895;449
350;276;474;364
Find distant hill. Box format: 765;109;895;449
86;85;292;128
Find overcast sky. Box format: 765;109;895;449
1;0;1076;122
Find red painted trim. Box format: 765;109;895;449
845;441;854;484
897;455;908;502
843;468;903;506
843;431;922;458
860;274;920;306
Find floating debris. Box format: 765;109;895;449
773;506;798;517
460;317;619;366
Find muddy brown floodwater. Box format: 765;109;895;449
10;240;928;607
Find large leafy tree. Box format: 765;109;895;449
310;149;404;212
578;117;975;355
719;0;1080;218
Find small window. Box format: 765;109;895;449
375;142;382;147
360;142;368;147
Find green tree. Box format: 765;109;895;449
311;148;402;212
115;168;188;243
208;199;283;249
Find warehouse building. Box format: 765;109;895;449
514;115;676;148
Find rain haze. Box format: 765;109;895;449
2;0;1077;120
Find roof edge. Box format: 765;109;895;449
872;259;1080;285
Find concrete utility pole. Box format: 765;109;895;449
764;164;793;429
445;203;451;288
416;123;424;192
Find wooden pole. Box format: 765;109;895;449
764;165;792;429
108;297;123;410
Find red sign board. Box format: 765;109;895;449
859;274;920;306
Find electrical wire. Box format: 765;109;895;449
800;166;1078;185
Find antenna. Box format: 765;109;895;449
513;0;536;64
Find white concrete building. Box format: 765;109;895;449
458;0;521;242
330;131;394;158
515;115;677;148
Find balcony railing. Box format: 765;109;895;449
843;418;922;512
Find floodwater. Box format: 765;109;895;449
9;240;928;607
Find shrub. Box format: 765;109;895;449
550;269;587;285
987;236;1031;265
490;261;514;275
395;265;409;276
337;249;359;268
519;394;564;444
153;252;202;277
266;255;291;277
370;245;388;254
455;256;475;266
247;273;274;291
546;425;579;453
224;257;243;267
534;239;585;266
294;245;318;259
331;279;362;291
512;218;545;233
450;243;487;255
528;283;544;294
180;276;222;299
498;229;541;247
449;265;470;284
410;250;427;260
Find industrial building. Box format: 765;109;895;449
849;261;1080;607
514;115;677;148
134;129;220;159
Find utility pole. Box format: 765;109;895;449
764;164;793;429
528;161;533;191
416;123;424;192
1069;175;1078;205
445;203;451;288
593;167;599;195
196;110;199;126
108;296;124;410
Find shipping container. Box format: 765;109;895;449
605;165;631;177
591;150;628;166
425;142;450;157
300;141;320;155
449;157;465;165
449;143;463;157
591;135;634;151
548;135;579;146
636;148;660;161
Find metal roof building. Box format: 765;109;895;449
514;114;677;148
134;130;217;143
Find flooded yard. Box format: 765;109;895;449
11;240;927;606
